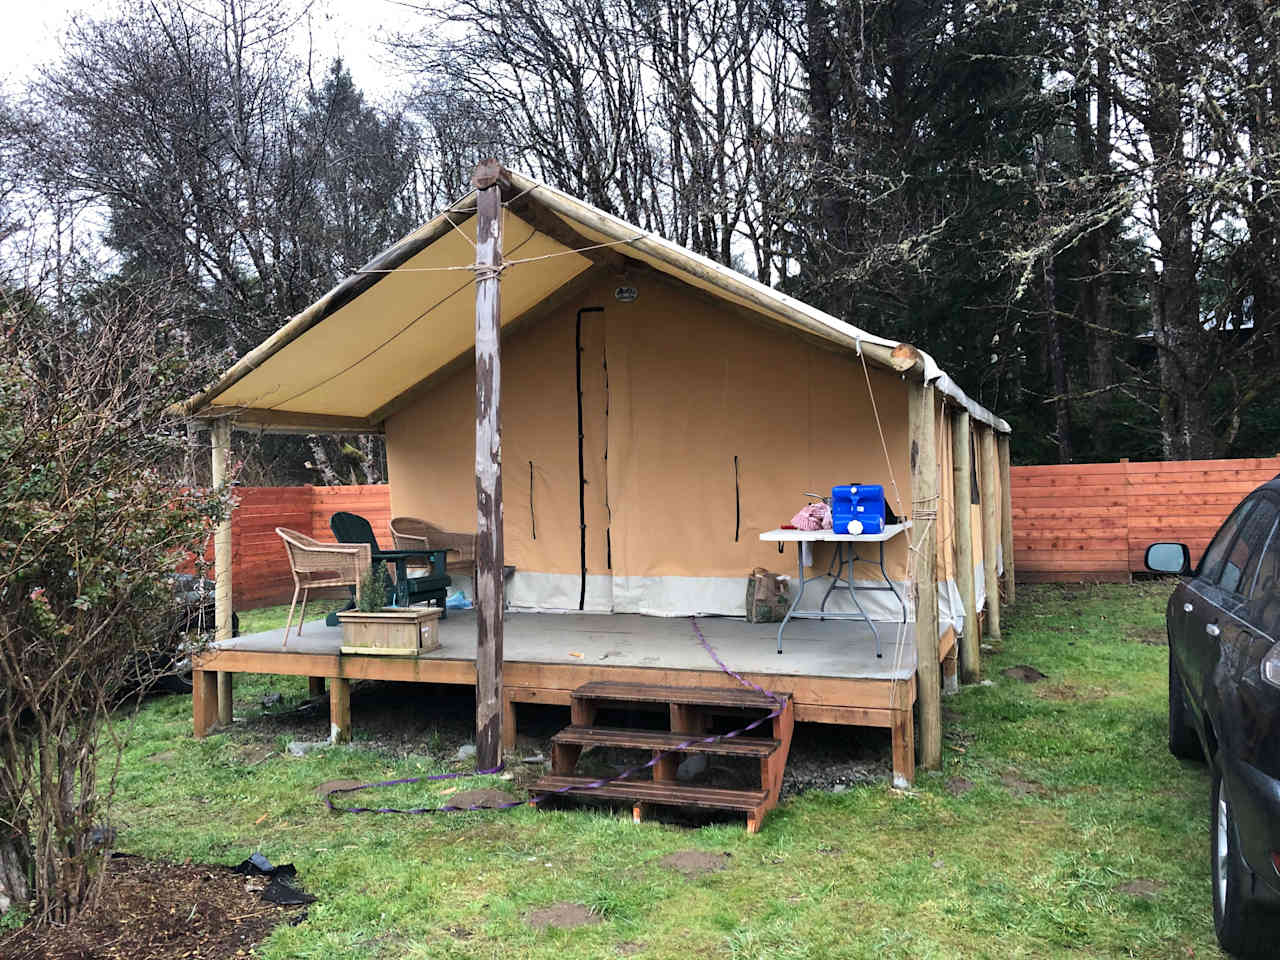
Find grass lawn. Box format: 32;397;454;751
104;582;1225;959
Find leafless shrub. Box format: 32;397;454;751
0;280;231;924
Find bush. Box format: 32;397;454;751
0;284;231;923
357;563;391;612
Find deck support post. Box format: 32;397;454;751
211;417;234;728
193;669;218;738
908;381;941;771
950;409;979;683
329;677;351;744
217;672;233;727
980;427;1002;641
473;159;506;771
997;433;1015;606
502;693;517;751
890;701;915;787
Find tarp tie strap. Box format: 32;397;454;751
324;617;786;815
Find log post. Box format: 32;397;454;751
997;432;1016;606
329;677;351;744
217;672;233;728
950;409;979;683
192;669;218;738
473;159;505;770
211;418;234;727
980;427;1002;640
908;381;941;771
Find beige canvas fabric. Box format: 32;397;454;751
386;271;914;614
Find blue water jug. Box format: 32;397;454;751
831;483;885;535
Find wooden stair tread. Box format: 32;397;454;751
532;775;768;812
571;681;780;711
552;725;779;758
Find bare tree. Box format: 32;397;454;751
0;276;230;924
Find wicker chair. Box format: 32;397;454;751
389;517;476;571
276;528;371;647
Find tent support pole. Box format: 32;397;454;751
473;160;506;771
951;408;979;684
211;417;234;727
998;433;1016;606
980;427;1002;641
908;382;941;771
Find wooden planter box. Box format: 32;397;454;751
337;605;442;656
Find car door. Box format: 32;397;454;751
1183;497;1258;709
1242;511;1280;781
1191;495;1279;724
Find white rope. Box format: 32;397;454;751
354;233;645;277
444;210;477;250
858;346;906;515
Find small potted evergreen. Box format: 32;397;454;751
336;564;441;655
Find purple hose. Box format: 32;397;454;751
325;616;786;814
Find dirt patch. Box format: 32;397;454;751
1117;878;1164;898
144;751;176;764
1035;683;1106;702
1002;665;1047;683
446;789;516;809
313;779;366;797
945;777;975;796
237;744;277;765
615;942;643;956
525;902;600;930
1001;772;1049;797
658;850;730;878
1130;627;1168;646
0;854;304;960
446;925;474;940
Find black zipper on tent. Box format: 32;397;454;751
734;455;741;542
576;307;604;611
529;460;536;540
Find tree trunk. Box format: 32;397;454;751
1043;252;1073;462
1147;29;1215;460
0;835;30;915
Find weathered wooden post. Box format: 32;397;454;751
473;159;505;770
951;408;979;683
980;427;1002;640
998;433;1016;606
211;417;234;726
908;381;941;770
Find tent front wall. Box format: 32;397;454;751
385;272;976;623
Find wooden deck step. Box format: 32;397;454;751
571;681;780;711
531;775;768;812
552;725;779;758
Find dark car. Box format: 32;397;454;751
133;574;239;695
1146;478;1280;958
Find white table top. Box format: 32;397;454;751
759;522;911;544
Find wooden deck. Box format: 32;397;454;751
193;611;957;786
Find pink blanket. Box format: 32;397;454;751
790;502;832;531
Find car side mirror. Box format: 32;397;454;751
1145;542;1191;575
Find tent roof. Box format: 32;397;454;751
175;167;1010;434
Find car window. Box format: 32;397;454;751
1198;497;1256;583
1235;498;1279;598
1249;509;1280;638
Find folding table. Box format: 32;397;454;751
758;523;912;656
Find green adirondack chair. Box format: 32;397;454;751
329;511;451;617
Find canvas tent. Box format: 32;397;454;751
176;163;1014;770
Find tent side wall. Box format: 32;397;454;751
384;271;923;616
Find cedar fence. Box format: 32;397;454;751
214;484;393;609
1011;456;1280;583
214;455;1280;608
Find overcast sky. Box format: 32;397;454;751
0;0;410;97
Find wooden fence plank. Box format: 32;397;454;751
1011;456;1280;582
